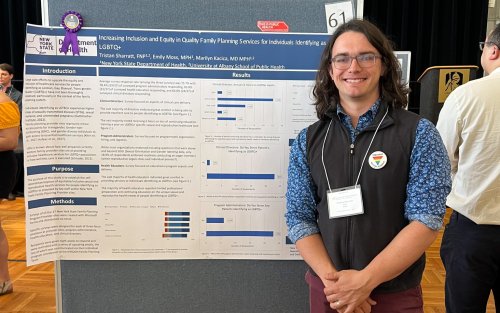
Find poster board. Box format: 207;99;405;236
41;1;363;312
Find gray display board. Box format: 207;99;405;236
58;260;309;313
46;1;361;312
47;0;362;33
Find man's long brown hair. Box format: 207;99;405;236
312;19;409;120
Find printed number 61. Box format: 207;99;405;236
328;11;346;28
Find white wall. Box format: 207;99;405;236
487;0;500;34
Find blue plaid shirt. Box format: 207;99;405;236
285;101;451;243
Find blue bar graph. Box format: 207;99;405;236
214;92;279;127
165;212;190;216
165;228;190;232
164;217;190;221
206;231;273;237
163;211;190;238
207;173;275;180
217;104;246;108
163;234;188;238
217;97;273;102
165;223;190;227
206;217;224;223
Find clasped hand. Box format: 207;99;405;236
323;269;376;313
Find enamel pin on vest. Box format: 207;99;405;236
368;151;387;169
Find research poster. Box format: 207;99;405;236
23;24;329;265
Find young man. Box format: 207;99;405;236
286;19;451;313
436;23;500;313
0;64;22;107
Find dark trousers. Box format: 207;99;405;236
305;270;423;313
12;151;24;195
0;151;17;198
440;211;500;313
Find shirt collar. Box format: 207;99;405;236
490;67;500;76
336;98;381;122
1;83;12;93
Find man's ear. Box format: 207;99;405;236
494;46;500;59
490;45;500;60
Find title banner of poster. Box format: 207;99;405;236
23;24;330;265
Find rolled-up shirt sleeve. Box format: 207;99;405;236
405;119;452;230
285;128;320;243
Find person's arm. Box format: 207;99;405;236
0;127;19;151
325;119;451;313
0;93;20;151
364;119;451;287
295;234;337;282
364;220;438;284
287;129;377;313
285;129;337;282
326;221;437;310
436;92;461;176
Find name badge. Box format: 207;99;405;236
327;185;364;218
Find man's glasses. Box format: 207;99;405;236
479;41;498;51
330;53;382;70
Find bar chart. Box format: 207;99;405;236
200;80;286;132
199;200;285;254
200;142;285;194
162;211;190;238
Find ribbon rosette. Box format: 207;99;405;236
60;11;83;56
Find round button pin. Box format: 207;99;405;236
368;151;387;169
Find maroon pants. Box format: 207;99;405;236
305;270;423;313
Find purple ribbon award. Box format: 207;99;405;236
60;11;83;56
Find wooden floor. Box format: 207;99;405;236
0;197;496;312
0;197;55;313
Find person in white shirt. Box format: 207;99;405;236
436;23;500;313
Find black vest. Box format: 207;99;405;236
306;102;425;293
